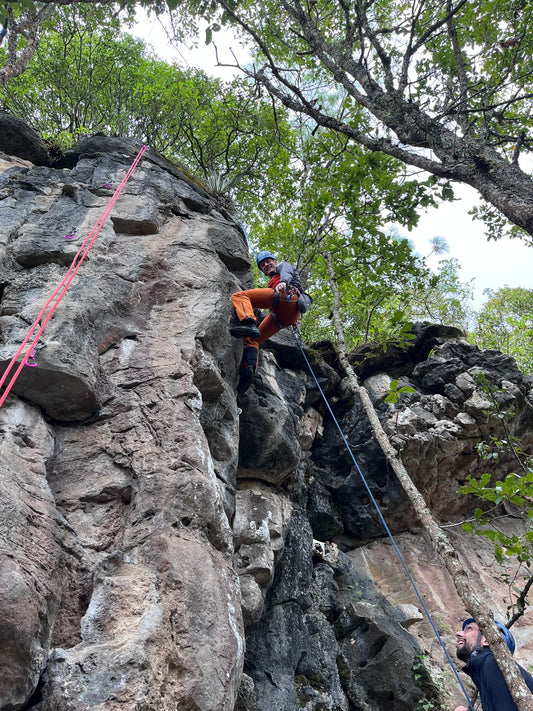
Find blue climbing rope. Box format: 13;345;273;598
290;325;476;711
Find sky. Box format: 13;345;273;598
406;187;533;307
133;12;533;308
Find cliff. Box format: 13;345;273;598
0;124;532;711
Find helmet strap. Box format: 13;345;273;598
471;629;484;657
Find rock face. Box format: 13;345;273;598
1;132;532;711
0;139;246;711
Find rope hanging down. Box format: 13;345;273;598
0;144;147;410
290;325;476;711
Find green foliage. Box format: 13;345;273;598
468;202;520;243
167;0;533;240
0;6;462;355
414;700;441;711
412;655;446;711
406;258;475;333
0;6;460;357
293;234;430;349
4;4;530;364
431;612;451;635
300;235;429;349
459;469;533;564
398;263;533;376
0;8;294;214
247;123;449;348
412;655;433;687
470;287;533;375
384;379;416;405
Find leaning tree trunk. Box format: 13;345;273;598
323;251;533;711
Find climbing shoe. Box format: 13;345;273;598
237;363;255;394
230;318;261;339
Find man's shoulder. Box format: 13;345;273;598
277;261;296;277
478;648;498;666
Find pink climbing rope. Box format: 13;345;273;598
0;144;147;409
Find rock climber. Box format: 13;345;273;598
453;617;533;711
230;250;308;393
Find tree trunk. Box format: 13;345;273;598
323;250;533;711
0;6;51;87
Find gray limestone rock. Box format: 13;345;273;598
0;136;245;711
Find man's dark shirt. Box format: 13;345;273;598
463;648;533;711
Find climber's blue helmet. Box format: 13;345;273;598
256;250;277;268
462;617;516;654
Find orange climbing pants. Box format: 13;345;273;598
231;288;300;352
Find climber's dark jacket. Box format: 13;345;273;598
462;648;533;711
267;262;303;294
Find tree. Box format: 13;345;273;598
0;0;54;85
170;0;533;242
298;230;431;348
0;10;295;216
1;7;455;327
472;287;533;374
0;0;140;86
249;122;449;348
0;9;139;140
408;257;475;332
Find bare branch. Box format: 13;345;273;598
508;575;533;627
445;0;470;128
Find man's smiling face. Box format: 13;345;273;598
456;620;483;661
258;257;278;276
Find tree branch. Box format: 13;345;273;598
445;0;470;130
508;575;533;627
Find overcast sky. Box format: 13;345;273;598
134;13;533;308
406;186;533;307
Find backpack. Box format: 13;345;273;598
297;292;313;313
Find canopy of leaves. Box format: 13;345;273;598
0;8;295;216
248;124;450;347
169;0;533;240
0;8;456;351
471;287;533;374
0;0;147;85
407;257;475;332
2;5;529;358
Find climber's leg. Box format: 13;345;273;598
237;345;258;394
230;289;276;339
